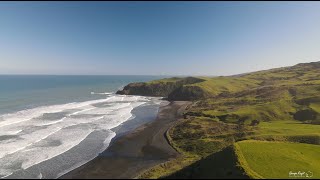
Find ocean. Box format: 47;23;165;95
0;75;166;179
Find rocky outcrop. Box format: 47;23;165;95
116;77;206;100
116;81;180;97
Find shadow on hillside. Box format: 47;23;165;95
162;146;249;179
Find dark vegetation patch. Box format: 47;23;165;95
293;109;318;121
163;146;249;179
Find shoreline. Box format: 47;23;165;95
60;101;191;179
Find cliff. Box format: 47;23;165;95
116;77;207;100
116;61;320;103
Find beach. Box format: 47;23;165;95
60;101;191;179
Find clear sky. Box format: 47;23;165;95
0;2;320;76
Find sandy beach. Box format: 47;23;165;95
60;101;191;179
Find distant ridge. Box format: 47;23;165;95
117;61;320;102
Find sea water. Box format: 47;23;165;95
0;75;166;179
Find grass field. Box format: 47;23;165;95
257;121;320;137
137;61;320;179
235;140;320;179
310;103;320;113
185;76;259;96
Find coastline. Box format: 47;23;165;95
60;101;191;179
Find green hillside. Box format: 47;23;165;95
136;61;320;179
185;62;320;125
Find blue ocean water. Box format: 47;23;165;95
0;75;163;114
0;75;167;179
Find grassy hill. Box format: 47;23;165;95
133;61;320;179
235;140;320;179
184;61;320;125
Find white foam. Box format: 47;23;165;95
39;119;64;126
56;130;116;179
21;126;93;170
0;125;94;176
0;130;22;136
0;98;115;128
0;127;62;159
93;102;146;130
0;172;12;179
37;172;42;179
0;94;160;178
91;92;113;95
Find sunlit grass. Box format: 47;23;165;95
235;140;320;179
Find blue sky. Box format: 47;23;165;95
0;2;320;75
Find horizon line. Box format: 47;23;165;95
0;60;318;77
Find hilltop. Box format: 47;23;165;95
117;61;320;99
186;61;320;125
117;61;320;125
124;61;320;179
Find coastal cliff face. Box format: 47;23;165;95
116;81;178;97
117;61;320;106
116;77;207;100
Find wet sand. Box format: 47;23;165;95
60;101;191;179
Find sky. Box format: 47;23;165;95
0;2;320;76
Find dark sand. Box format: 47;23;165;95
60;101;191;179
